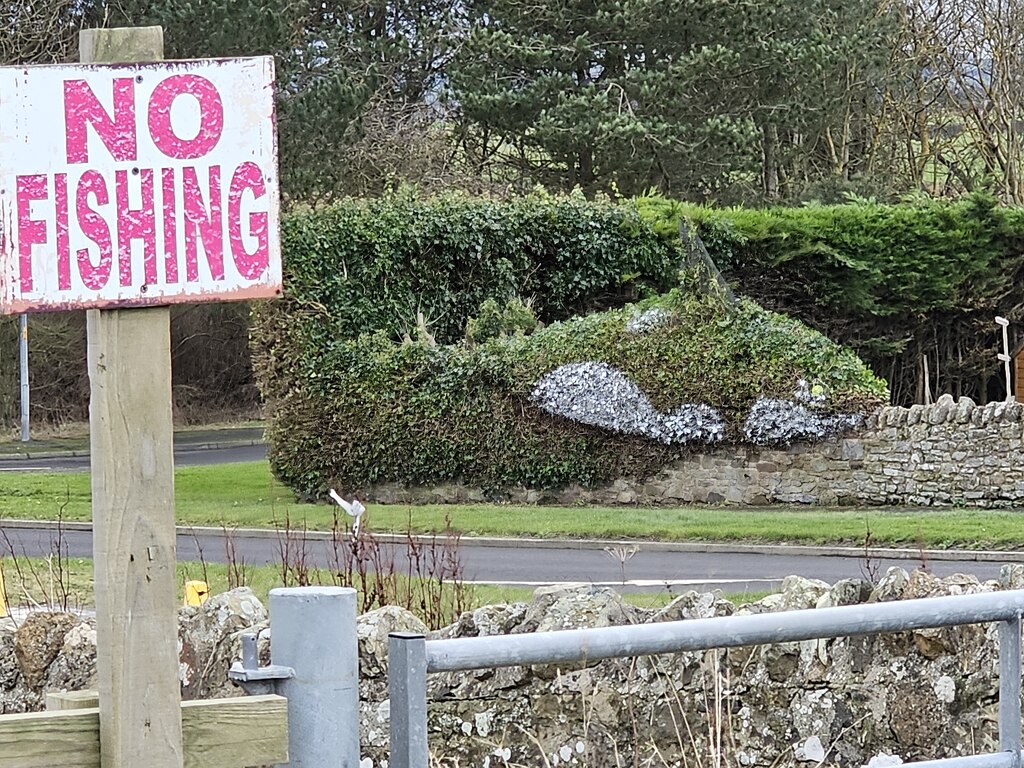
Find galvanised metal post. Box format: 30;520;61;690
270;586;360;767
999;613;1022;768
389;633;428;768
19;314;28;443
426;591;1024;672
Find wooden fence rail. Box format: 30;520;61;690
0;694;287;768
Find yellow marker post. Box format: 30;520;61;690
184;581;210;607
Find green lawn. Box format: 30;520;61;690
1;461;1022;549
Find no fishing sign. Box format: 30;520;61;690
0;56;281;314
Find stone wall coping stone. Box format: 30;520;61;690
3;519;1023;563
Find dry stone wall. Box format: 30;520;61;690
356;568;1024;767
364;395;1024;507
6;573;1024;767
0;588;265;714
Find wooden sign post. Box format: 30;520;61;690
0;27;281;768
80;29;184;767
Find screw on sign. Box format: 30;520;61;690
0;57;282;314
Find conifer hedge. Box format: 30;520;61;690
636;194;1024;405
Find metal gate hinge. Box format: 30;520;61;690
228;631;294;696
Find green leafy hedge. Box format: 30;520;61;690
279;192;679;342
636;194;1024;405
254;193;682;407
260;289;886;498
254;193;892;497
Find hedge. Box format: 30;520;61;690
253;193;897;497
636;194;1024;405
277;192;679;340
258;287;885;499
253;193;682;408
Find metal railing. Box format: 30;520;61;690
388;589;1024;768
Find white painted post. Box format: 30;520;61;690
269;586;361;767
81;27;184;768
922;353;933;405
997;316;1013;401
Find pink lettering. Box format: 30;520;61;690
162;169;178;283
228;162;269;279
115;169;157;287
148;75;224;160
55;174;71;290
76;170;113;290
63;78;136;164
16;175;48;293
182;165;224;281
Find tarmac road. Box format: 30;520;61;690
0;442;267;472
0;522;1013;593
0;429;1017;593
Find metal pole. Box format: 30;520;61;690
269;586;360;767
19;314;28;442
427;590;1024;672
910;754;1020;768
1000;614;1022;768
389;633;429;768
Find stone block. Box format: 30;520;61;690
725;487;745;503
841;440;865;461
907;404;924;425
928;399;950;424
954;397;974;424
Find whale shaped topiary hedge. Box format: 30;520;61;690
257;286;887;500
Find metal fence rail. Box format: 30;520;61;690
388;589;1024;768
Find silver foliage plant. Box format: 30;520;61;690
743;379;863;446
530;362;725;445
530;362;662;438
626;307;671;334
532;366;862;447
661;404;726;444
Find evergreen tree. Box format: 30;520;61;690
449;0;894;200
100;0;462;202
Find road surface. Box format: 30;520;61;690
0;443;266;472
0;523;1011;593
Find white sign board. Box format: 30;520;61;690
0;56;281;314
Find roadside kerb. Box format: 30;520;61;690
0;439;263;460
2;519;1023;563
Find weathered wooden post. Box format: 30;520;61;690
79;30;185;768
0;27;281;768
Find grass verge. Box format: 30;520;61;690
1;461;1022;550
0;557;733;618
